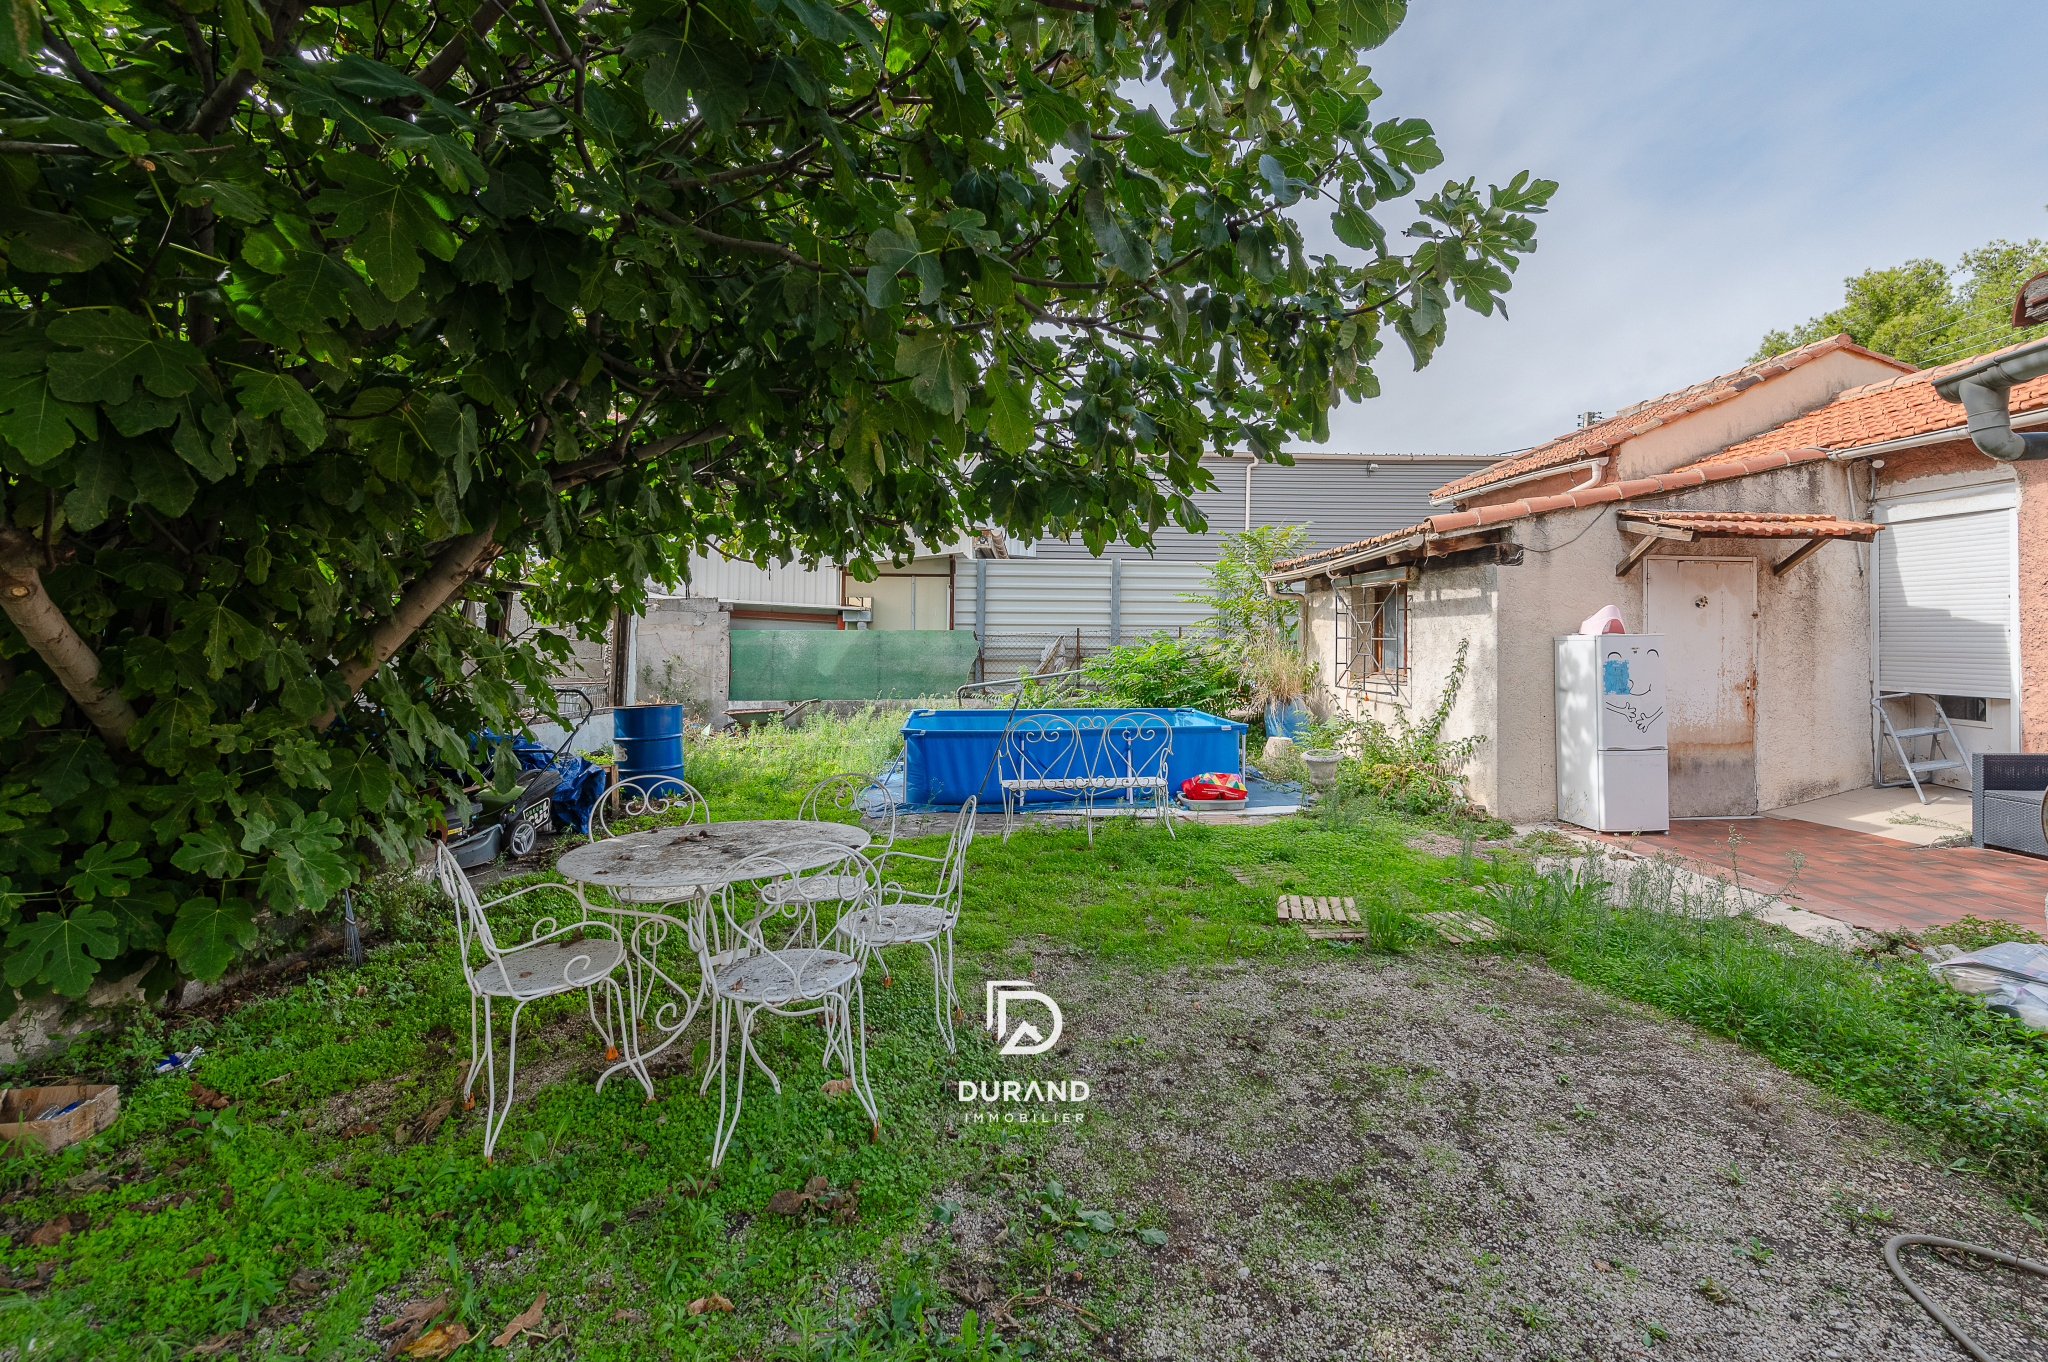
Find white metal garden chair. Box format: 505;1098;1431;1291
697;843;880;1168
835;797;977;1051
799;771;901;848
756;773;902;913
433;842;633;1161
581;772;715;906
591;773;711;838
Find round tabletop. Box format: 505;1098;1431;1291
554;820;871;893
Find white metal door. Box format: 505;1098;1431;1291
1875;490;2016;698
1645;559;1757;817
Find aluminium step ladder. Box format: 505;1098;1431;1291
1873;692;1969;804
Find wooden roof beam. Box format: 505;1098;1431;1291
1770;537;1832;577
1614;520;1693;577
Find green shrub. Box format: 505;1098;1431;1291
1182;525;1316;643
1301;639;1487;814
1082;632;1246;715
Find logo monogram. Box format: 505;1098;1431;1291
985;979;1064;1055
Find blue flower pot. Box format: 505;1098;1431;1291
1264;699;1310;740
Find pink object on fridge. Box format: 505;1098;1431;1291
1578;605;1626;635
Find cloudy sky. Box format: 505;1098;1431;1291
1304;0;2048;461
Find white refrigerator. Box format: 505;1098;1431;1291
1555;634;1669;832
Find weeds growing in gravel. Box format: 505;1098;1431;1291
1487;856;2048;1207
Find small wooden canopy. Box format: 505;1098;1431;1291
1614;510;1881;578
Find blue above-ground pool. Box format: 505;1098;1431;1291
900;708;1247;807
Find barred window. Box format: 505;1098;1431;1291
1337;584;1406;690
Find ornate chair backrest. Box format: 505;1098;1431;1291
800;773;900;849
703;843;876;993
434;842;609;987
997;712;1087;790
935;796;978;917
1099;712;1174;789
591;775;712;841
434;841;506;978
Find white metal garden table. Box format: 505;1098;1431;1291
554;820;870;1096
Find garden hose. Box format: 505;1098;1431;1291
1882;1234;2048;1362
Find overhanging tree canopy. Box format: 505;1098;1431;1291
0;0;1553;1005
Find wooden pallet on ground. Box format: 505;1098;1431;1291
1277;895;1370;941
1416;909;1501;943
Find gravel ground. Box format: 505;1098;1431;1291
936;947;2048;1362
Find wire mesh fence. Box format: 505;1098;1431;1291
970;629;1119;685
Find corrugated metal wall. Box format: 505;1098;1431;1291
1028;454;1493;560
682;549;840;609
954;559;1214;637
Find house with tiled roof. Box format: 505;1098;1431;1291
1266;334;2044;825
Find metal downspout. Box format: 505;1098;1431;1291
1933;338;2048;460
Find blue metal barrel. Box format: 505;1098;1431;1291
613;703;687;796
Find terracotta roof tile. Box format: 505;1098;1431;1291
1267;338;2044;581
1428;334;1914;503
1689;336;2048;467
1268;450;1835;577
1617;510;1880;539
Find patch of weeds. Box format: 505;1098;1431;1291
1033;1180;1168;1254
1833;1192;1896;1230
1695;1276;1732;1305
1719;1161;1745;1186
1363;889;1418;954
1734;1237;1773;1266
1614;1193;1672;1237
1920;915;2046;950
1637;1317;1671;1345
1283;1172;1380;1228
816;1283;1011;1360
1518;828;1582;857
1489;862;2048;1208
1512;1301;1558;1330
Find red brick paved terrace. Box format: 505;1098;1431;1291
1587;817;2048;937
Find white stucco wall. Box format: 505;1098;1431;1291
1305;564;1506;815
1304;463;1875;823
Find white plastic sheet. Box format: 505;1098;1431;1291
1932;942;2048;1032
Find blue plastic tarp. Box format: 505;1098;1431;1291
480;731;609;835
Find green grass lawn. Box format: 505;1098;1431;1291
2;713;2043;1358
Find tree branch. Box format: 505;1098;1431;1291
40;21;159;130
667;219;827;272
672;139;823;189
0;531;140;750
551;424;732;492
313;514;503;730
416;0;512;91
185;0;307;138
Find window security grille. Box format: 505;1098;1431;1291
1336;585;1407;696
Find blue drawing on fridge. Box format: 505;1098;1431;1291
1602;658;1630;695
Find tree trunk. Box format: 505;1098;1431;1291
0;530;140;748
314;517;501;730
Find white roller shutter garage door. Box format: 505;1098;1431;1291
1876;487;2016;698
